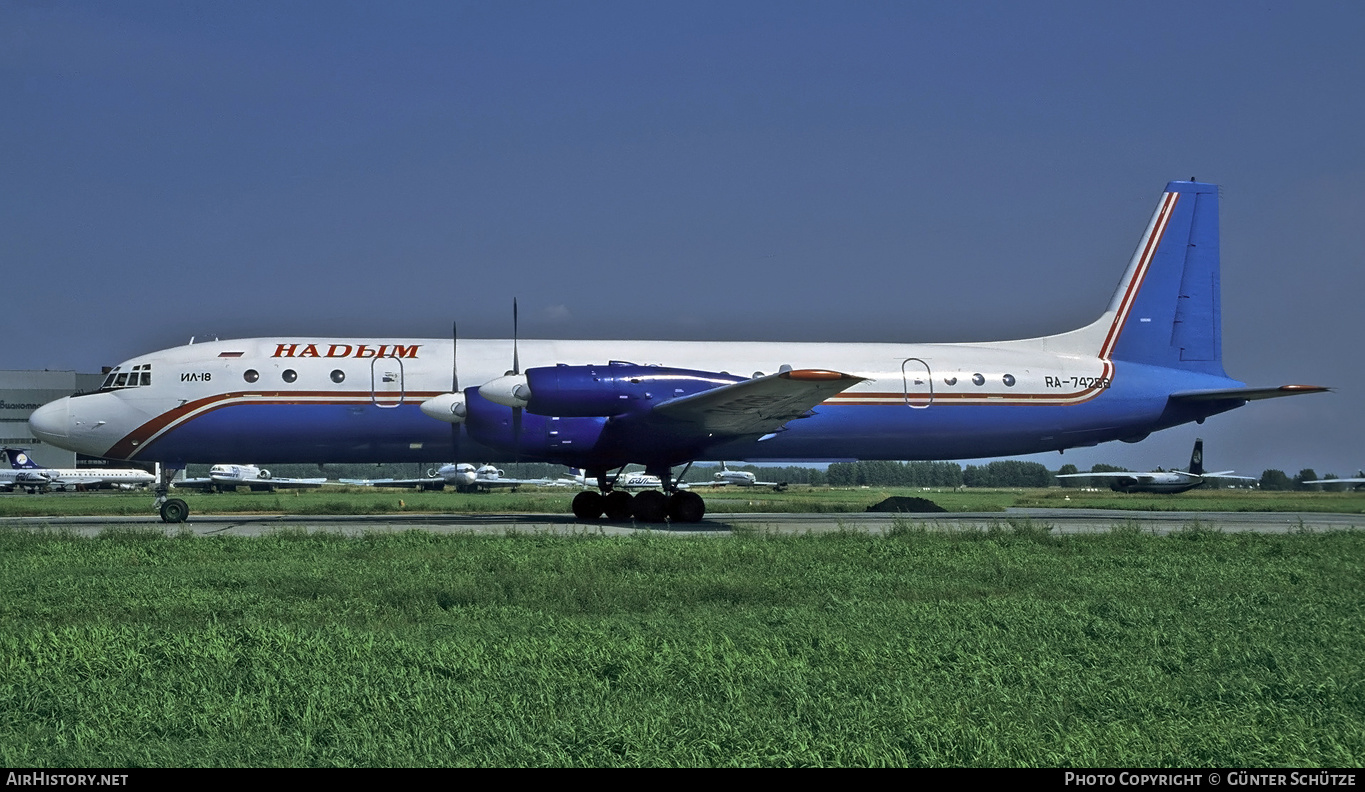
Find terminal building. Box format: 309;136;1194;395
1;370;112;469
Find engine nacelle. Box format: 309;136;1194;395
259;469;272;480
463;387;608;460
508;363;746;417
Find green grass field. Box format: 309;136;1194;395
1;526;1361;767
2;485;1363;518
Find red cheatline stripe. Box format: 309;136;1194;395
108;390;445;459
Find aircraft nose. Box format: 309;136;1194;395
29;397;71;442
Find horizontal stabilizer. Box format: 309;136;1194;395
1170;384;1330;402
652;369;865;437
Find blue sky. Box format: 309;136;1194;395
3;1;1362;476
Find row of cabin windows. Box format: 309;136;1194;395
941;374;1016;387
243;369;348;384
241;369;1019;387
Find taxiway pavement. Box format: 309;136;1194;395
1;508;1359;537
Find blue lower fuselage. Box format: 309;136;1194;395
129;362;1244;467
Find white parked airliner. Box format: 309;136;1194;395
0;448;156;493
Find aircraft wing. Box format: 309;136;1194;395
1056;471;1153;480
171;477;217;491
1170;385;1329;402
244;476;327;489
474;477;546;489
349;477;444;489
649;369;865;438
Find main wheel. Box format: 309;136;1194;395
668;491;706;523
572;491;604;520
603;490;634;521
632;490;669;523
159;498;190;523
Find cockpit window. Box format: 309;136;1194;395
98;364;153;392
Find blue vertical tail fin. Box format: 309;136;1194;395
1039;181;1228;376
1188;438;1204;476
2;448;43;469
1101;180;1226;375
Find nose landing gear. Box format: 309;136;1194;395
153;464;190;523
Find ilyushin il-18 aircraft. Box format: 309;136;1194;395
29;181;1326;523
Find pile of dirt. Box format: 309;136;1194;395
865;496;947;513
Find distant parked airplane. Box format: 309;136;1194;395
711;462;787;490
349;462;546;492
1055;438;1253;493
173;464;327;492
0;448;156;493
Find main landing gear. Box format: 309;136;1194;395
570;467;707;524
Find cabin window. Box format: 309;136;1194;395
244;370;260;383
944;377;957;386
282;369;298;383
972;373;985;386
330;370;346;384
1003;374;1016;387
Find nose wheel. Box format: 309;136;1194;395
158;498;190;523
153;464;190;523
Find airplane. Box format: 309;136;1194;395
28;180;1327;524
560;468;669;491
347;462;546;492
1054;438;1255;493
172;463;327;492
0;448;157;493
420;462;545;493
711;462;787;491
